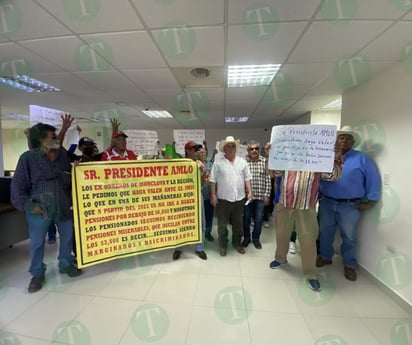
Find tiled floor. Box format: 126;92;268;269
0;222;410;345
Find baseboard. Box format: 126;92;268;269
359;265;412;315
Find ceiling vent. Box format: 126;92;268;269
190;67;210;78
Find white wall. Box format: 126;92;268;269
311;109;341;128
342;62;412;305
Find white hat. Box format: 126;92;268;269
219;136;240;152
337;125;361;145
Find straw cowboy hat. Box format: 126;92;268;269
337;125;361;145
219;136;240;152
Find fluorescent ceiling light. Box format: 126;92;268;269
0;75;61;93
227;64;281;88
141;110;173;119
320;98;342;110
225;116;249;123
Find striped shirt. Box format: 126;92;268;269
278;166;341;210
246;156;271;200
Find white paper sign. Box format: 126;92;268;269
29;105;79;148
123;130;159;157
173;129;205;155
268;124;337;172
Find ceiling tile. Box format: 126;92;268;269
228;0;321;23
19;36;93;72
80;31;167;69
124;69;180;89
360;22;412;62
152;26;224;67
0;0;71;41
36;0;144;34
132;0;224;28
0;42;62;74
227;22;306;65
288;21;393;63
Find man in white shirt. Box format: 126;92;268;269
210;136;252;256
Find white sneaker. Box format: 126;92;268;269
263;222;270;228
289;242;297;254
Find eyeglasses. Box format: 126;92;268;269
248;147;259;151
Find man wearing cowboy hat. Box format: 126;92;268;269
210;136;252;256
317;125;381;281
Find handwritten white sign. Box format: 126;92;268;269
123;130;159;157
29;104;79;148
173;129;205;155
268;125;337;172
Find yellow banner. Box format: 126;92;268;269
72;159;201;268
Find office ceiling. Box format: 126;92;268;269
0;0;411;130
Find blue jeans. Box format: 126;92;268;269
318;197;361;268
176;195;205;252
26;214;75;277
243;199;265;240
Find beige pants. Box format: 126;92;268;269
275;203;318;279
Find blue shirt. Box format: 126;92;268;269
320;149;381;201
11;148;73;221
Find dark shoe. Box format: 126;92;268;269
59;263;82;277
47;234;56;244
235;246;246;254
172;250;181;260
316;256;332;267
195;250;207;260
241;238;251;247
219;248;227;257
269;260;287;269
344;267;357;281
308;279;321;291
252;239;262;249
28;275;44;293
205;233;214;242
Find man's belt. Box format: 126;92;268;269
325;196;361;203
